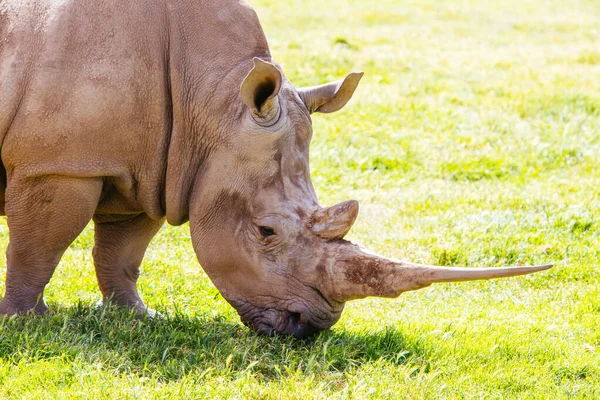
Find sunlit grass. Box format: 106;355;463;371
0;0;599;398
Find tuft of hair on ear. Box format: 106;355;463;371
254;78;277;112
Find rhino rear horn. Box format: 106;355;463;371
310;200;359;240
240;57;282;126
298;72;363;114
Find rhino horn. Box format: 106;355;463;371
329;243;553;302
310;200;359;240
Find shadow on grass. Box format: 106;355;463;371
0;303;433;381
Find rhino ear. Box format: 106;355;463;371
297;72;363;114
240;57;282;126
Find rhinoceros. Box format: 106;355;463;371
0;0;551;337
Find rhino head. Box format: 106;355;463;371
188;58;552;338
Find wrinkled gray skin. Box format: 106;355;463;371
0;0;551;338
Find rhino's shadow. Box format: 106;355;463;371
0;304;432;381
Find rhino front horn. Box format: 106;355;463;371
328;242;553;302
310;200;359;240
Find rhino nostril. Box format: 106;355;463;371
284;312;317;338
288;311;301;325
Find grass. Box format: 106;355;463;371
1;0;599;397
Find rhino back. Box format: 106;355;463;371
0;0;269;220
0;0;173;217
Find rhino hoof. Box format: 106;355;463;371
95;298;162;319
0;297;49;316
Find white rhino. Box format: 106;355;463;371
0;0;551;337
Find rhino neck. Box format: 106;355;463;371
163;0;271;225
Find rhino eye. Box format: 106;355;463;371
259;226;276;237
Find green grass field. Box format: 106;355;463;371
1;0;599;398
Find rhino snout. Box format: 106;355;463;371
278;310;320;338
235;302;326;338
248;310;320;338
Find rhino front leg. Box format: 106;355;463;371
92;213;164;316
0;176;103;315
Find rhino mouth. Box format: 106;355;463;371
245;310;319;338
232;300;342;338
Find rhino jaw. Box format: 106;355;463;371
230;297;344;338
